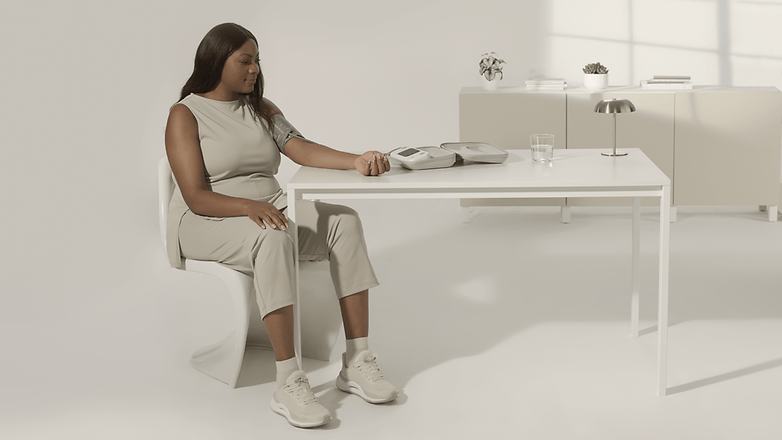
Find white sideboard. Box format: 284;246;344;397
459;85;782;220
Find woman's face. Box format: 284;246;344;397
219;39;260;97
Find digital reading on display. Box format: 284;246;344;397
398;148;420;157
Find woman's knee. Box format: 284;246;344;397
330;205;364;235
251;228;295;261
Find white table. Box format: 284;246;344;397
287;148;672;395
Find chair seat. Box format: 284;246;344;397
182;258;342;388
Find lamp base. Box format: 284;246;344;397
602;151;628;157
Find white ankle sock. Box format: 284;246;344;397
275;357;299;389
345;337;369;365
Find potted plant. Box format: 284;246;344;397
479;52;506;91
583;62;609;90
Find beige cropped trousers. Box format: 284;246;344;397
178;200;379;318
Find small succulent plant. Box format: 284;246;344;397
479;52;506;81
582;62;609;74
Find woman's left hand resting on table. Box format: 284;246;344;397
284;137;390;176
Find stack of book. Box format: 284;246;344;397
641;75;692;90
525;78;567;91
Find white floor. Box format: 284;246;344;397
5;200;782;439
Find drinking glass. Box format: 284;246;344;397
530;134;554;162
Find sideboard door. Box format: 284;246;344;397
674;89;782;206
459;89;566;206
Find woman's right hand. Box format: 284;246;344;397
246;200;289;230
354;151;391;176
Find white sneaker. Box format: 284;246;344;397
336;350;399;404
271;370;331;428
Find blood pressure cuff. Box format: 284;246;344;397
270;113;308;154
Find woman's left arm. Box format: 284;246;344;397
266;98;390;176
285;138;391;176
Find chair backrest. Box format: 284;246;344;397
158;156;174;253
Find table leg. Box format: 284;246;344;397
657;186;671;396
631;197;640;338
287;190;303;370
561;205;571;224
769;205;778;222
461;206;474;223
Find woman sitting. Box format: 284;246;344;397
164;22;398;428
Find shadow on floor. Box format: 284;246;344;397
668;357;782;395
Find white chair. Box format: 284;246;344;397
158;156;342;388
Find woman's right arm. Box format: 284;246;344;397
164;104;289;230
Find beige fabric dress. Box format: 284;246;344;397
166;94;378;317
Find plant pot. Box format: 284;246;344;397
482;74;501;91
584;73;608;90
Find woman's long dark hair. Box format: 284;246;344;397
179;23;273;127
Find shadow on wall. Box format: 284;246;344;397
546;0;782;87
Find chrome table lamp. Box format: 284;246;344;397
594;98;636;156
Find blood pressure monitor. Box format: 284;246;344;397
389;147;456;170
387;143;508;170
392;147;429;162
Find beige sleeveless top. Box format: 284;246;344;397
165;93;304;269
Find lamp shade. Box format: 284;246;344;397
594;98;636;113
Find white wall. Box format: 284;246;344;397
1;0;780;409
